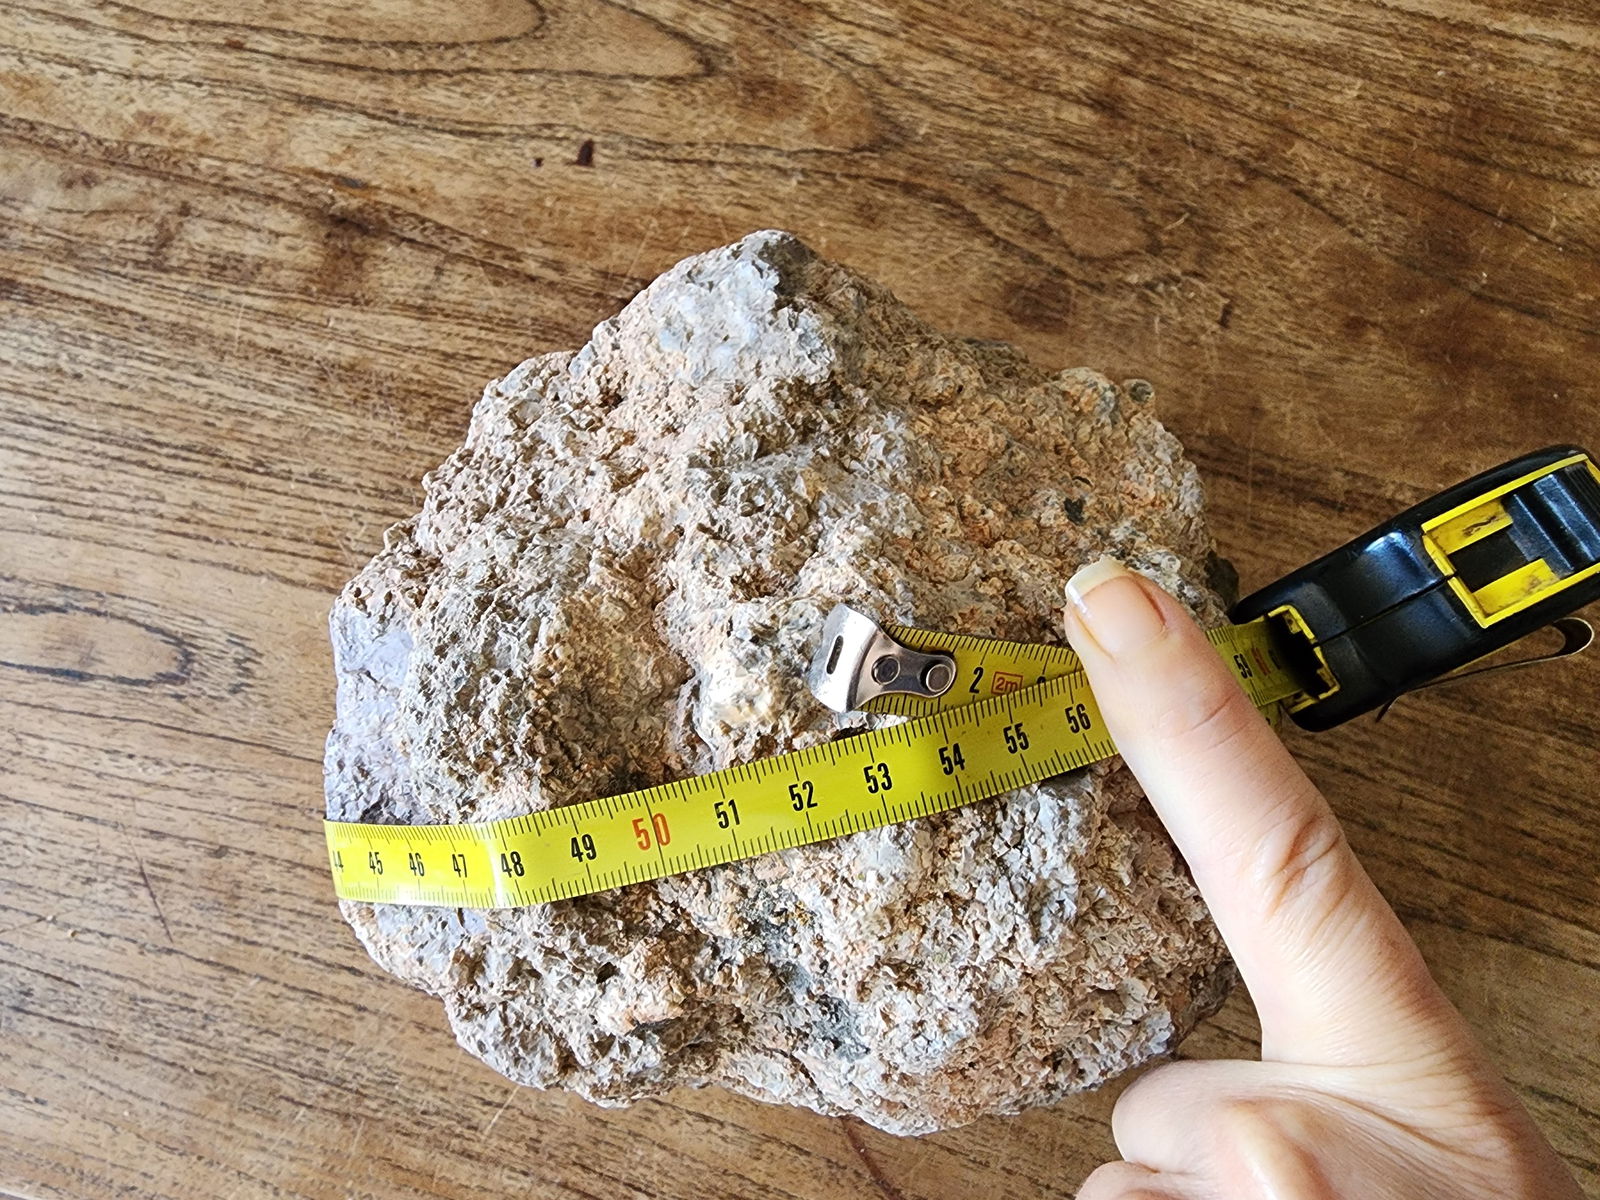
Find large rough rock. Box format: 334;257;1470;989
325;230;1235;1135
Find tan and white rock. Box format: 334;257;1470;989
325;230;1237;1135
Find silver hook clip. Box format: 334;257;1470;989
1375;616;1594;721
806;605;958;714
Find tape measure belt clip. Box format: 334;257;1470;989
1231;445;1600;730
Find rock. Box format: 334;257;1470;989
324;230;1234;1135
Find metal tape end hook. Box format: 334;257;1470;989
1375;616;1595;722
806;604;958;713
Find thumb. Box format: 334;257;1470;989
1062;557;1470;1066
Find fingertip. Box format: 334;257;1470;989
1065;558;1170;658
1069;568;1274;773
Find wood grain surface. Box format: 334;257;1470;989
3;1;1599;1197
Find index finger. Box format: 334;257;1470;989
1062;557;1472;1066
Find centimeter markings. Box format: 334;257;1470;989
868;620;1287;716
867;624;1083;717
326;619;1302;908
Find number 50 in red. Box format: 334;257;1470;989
632;812;671;850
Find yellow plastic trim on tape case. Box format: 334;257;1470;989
325;617;1303;909
1420;451;1600;627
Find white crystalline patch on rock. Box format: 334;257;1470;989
324;230;1235;1135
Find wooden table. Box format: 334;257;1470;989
3;3;1597;1196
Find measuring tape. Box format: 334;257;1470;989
325;618;1303;908
326;445;1600;908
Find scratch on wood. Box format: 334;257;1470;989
0;915;50;938
481;1085;518;1137
135;855;174;945
838;1118;907;1200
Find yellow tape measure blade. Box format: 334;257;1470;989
325;617;1304;909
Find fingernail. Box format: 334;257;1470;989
1065;557;1168;656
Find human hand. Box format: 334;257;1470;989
1062;558;1582;1200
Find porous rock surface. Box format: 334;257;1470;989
325;230;1235;1135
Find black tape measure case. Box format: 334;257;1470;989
1232;446;1600;730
